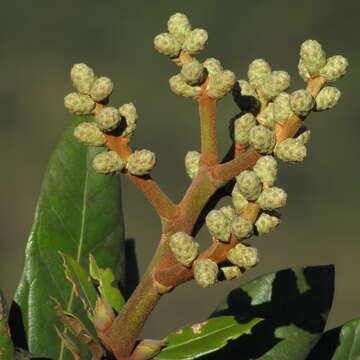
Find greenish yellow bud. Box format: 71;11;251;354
296;129;311;144
315;86;341;111
167;13;191;44
220;206;236;220
119;102;138;136
92;151;125;174
93;297;115;332
221;266;241;280
182;28;208;54
275;138;307;163
248;59;271;86
231;215;253;240
206;210;231;243
181;60;206;85
194;259;218;288
273;92;292;124
169;232;199;267
298;58;311;82
232;80;259;111
70;63;95;93
95;106;121;132
234;112;257;145
64;93;95;115
319;55;348;81
248;125;276;154
290;89;314;116
203;58;223;75
185;151;200;179
258;103;275;128
154;33;181;57
259;71;291;100
253;156;278;187
169;74;201;98
300;40;326;75
73;122;106;147
231;186;249;213
90;77;114;102
255;212;280;235
236;170;262;201
256;187;287;210
207;70;236;99
227;243;259;269
126;149;156;176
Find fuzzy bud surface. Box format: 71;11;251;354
206;210;231;243
207;70;236;99
255;212;280;235
74;122;106;147
169;232;199;267
154;33;182;57
300;40;326;75
275;138;307;162
167;13;191;44
181;60;206;85
290;89;314;116
203;58;223;75
234;112;257;145
90;77;114;102
227;244;259;269
256;187;287;210
221;266;241;280
126;150;156;176
185;151;200;179
194;259;218;288
92;151;125;174
248;59;271;86
231;186;249;213
236;170;262;201
319;55;348;81
231;215;253;240
273;92;292;124
169;74;201;98
182;28;208;54
253;156;278;187
64;93;95;115
248;125;276;154
315;86;341;111
70;63;95;93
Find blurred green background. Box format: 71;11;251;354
1;0;360;339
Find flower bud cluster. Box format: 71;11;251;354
169;232;199;267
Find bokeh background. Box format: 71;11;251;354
1;0;360;339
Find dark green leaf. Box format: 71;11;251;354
156;316;262;360
11;117;125;360
0;290;15;360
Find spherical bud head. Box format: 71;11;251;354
273;92;292;124
290;89;314;116
259;71;291;100
154;33;182;57
70;63;96;94
73;122;106;147
185;151;200;179
169;74;201;98
227;243;259;269
207;70;236;99
253;156;278;187
119;102;138;136
248;59;272;86
249;125;276;154
126;149;156;176
203;58;223;75
315;86;341;111
255;212;280;235
236;170;262;201
194;259;219;288
296;129;311;144
258;103;275;128
221;266;241;280
182;28;208;55
220;206;236;220
232;80;259;112
231;186;249;213
300;40;326;75
298;59;311;82
181;60;206;85
167;13;191;44
90;77;114;102
64;93;95;115
275;138;307;163
319;55;348;81
169;232;199;267
256;187;287;210
92;151;125;174
95;106;121;132
234;112;257;145
231;215;253;240
206;210;231;243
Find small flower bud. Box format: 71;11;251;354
296;129;311;144
126;149;156;176
181;60;206;85
300;40;326;75
233;112;257;145
185;151;200;179
182;28;208;54
221;266;241;280
256;187;287;210
259;71;291;100
290;89;314;116
231;215;253;239
231;186;249;213
319;55;348;81
273;92;292;124
236;170;262;201
258;103;275;128
154;33;182;57
203;58;223;75
169;232;199;267
315;86;341;111
73;122;106;147
253;156;278;187
194;259;218;288
169;74;201;98
207;70;236;99
206;210;231;243
248;59;271;86
90;77;114;102
232;80;259;111
95;106;121;132
64;93;95;115
298;59;311;82
275;138;307;163
92;151;125;174
70;63;96;93
249;125;276;154
227;243;259;269
119;103;138;136
255;212;280;235
167;13;191;44
220;206;236;220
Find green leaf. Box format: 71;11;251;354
203;265;334;360
0;290;15;360
156;316;262;360
89;254;125;312
11;117;125;360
